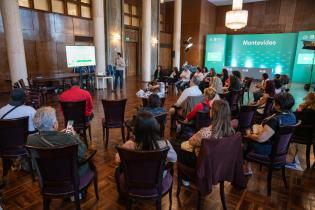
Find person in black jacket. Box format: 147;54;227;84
153;65;165;82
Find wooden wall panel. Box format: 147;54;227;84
215;0;315;34
0;8;93;92
160;32;172;69
181;0;216;67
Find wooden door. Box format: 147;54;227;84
125;42;137;76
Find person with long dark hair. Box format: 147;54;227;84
115;111;177;163
221;68;229;85
254;80;275;114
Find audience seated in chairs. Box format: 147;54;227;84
59;78;94;122
174;67;191;94
27;107;91;179
153;65;166;82
0;88;36;133
243;92;297;175
252;80;275;115
176;100;238;173
287;92;315;171
253;73;269;102
136;80;166;99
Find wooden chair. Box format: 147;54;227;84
60;101;91;146
0;117;34;182
237;105;258;134
116;146;172;210
26;144;99;210
142;97;166;107
245;121;300;195
101;99;127;148
176;133;245;210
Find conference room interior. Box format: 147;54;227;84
1;0;315;209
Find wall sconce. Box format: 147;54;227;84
112;33;121;42
152;37;159;47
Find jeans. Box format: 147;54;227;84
114;70;124;89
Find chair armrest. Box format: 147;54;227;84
79;149;97;165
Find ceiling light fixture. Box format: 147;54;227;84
225;0;248;30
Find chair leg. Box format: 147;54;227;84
102;125;106;148
74;192;81;210
197;191;202;210
83;129;88;147
247;92;250;104
127;197;133;210
267;166;273;196
156;198;162;210
176;174;182;197
121;126;126;143
28;157;35;181
169;183;173;209
106;128;109;149
282;167;288;189
306;145;311;169
43;197;51;210
93;176;99;200
88;126;92;142
2;158;11;182
220;181;227;210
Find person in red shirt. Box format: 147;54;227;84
185;87;220;122
59;78;94;121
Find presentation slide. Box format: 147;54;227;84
292;31;315;83
66;46;96;68
204;34;227;71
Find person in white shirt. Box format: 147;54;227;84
115;52;126;90
0;88;36;133
174;67;191;94
193;67;205;82
171;77;202;110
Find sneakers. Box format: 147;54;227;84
285;162;303;171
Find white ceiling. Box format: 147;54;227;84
208;0;266;6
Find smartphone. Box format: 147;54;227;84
66;120;74;133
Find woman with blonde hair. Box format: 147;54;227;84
297;92;315;112
181;100;237;155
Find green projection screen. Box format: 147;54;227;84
204;34;227;71
225;33;297;76
292;31;315;83
203;32;315;82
